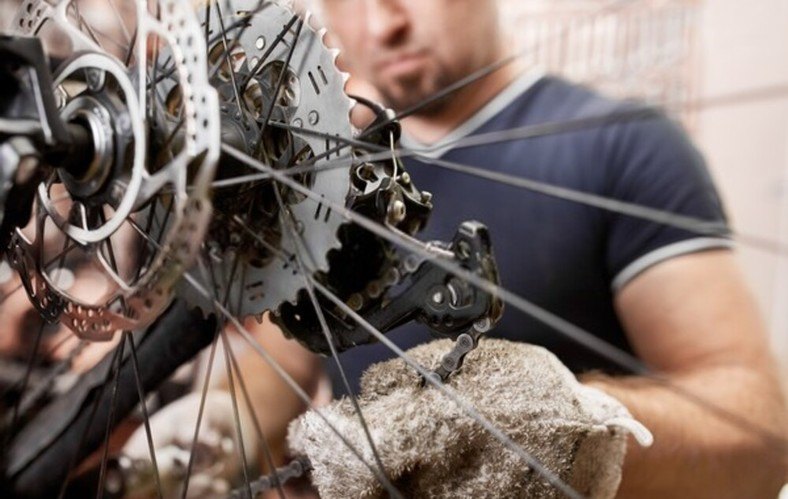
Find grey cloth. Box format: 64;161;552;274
288;339;652;498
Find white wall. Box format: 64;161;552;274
694;0;788;374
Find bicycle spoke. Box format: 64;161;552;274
95;336;127;499
10;338;89;431
202;0;211;50
125;330;164;499
179;241;244;498
232;74;788;187
4;225;74;442
240;14;299;89
230;187;596;498
124;24;138;66
86;23;128;54
222;325;287;499
71;1;104;49
194;244;280;499
258;19;303;141
0;333;76;405
69;0;131;59
273;188;395;491
106;0;131;44
310;274;585;497
149;2;162;131
222;143;788;451
200;242;255;499
2;318;46;452
207;0;275;81
268;119;788;258
180;324;221;499
218;143;674;369
7;1;786;497
180;269;406;499
219;328;254;499
229;213;293;261
56;343;123;499
215;0;246;118
0;240;80;306
97;209;132;291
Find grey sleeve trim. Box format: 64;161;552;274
611;237;735;292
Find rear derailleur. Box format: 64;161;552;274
273;107;503;382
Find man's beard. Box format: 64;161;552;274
376;70;456;117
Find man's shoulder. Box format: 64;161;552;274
516;76;632;123
521;77;692;163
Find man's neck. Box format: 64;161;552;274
401;61;524;145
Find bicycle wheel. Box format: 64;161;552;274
0;0;785;498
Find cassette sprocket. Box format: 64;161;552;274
181;0;354;319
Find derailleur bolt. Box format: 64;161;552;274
348;293;364;311
388;199;406;224
457;240;472;260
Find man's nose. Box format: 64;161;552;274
365;0;409;46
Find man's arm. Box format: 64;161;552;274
585;249;787;498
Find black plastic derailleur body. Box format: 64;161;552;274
273;102;503;380
277;220;503;377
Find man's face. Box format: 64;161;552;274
321;0;502;114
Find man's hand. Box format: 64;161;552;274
289;338;652;499
588;249;788;498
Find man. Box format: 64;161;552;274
308;0;787;497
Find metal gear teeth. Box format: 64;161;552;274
266;7;357;321
188;2;358;324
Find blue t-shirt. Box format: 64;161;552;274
328;75;730;395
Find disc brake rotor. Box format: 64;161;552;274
7;0;219;340
181;0;354;320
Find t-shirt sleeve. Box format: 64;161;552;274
602;111;733;291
